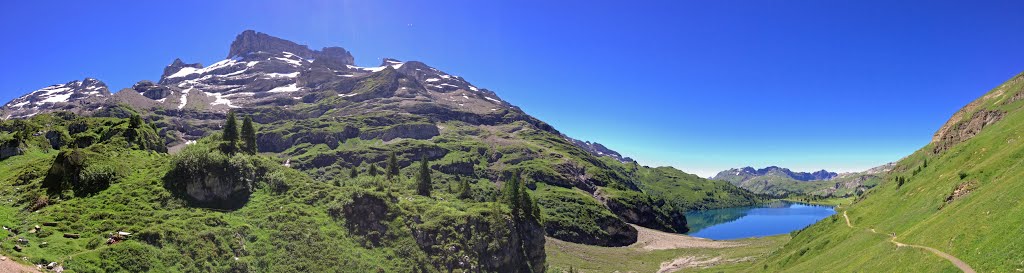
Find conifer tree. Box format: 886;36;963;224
241;116;257;154
503;171;523;216
223;111;238;144
369;164;379;176
386;151;399;180
349;167;358;179
129;114;142;129
417;156;432;196
458;177;472;199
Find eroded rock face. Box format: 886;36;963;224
341;193;394;247
256;131;291;153
544;213;637;247
132;81;175;100
933;110;1004;153
228;30;354;66
164;151;262;210
599;190;689;234
407;209;546;273
359;123;439;141
182;174;252;209
0;139;23;160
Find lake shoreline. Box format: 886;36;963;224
685;201;837;240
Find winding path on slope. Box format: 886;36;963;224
842;211;976;273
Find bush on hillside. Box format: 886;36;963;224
43;148;124;197
164;139;276;209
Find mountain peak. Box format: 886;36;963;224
228;30;310;59
1;78;110;119
226;30;354;66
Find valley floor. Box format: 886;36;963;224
545;224;788;273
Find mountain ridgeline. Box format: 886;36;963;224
0;30;760;272
713;164;892;198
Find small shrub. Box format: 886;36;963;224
36;228;53;238
267;171;290;194
29;195;49;211
958;171;968;179
86;236;103;249
76;163;122;196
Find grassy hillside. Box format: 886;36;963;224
0;108;760;271
0;113;547;272
747;72;1024;272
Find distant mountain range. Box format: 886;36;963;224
713;164;894;197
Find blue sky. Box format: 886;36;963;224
2;1;1023;177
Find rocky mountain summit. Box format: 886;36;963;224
1;78;109;119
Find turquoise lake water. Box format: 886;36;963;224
685;201;836;240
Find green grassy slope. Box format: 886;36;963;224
0;114;546;272
748;72;1024;272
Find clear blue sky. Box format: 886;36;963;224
3;1;1023;177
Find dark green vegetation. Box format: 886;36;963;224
745;72;1024;272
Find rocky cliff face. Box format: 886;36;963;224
339;192;546;272
931;73;1023;153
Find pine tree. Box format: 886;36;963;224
129;114;142;129
458;177;472;199
349;167;358;179
503;171;523;216
417;156;432;196
241;116;257;155
126;114;143;144
369;164;379;176
223;111;239;142
386;151;399;180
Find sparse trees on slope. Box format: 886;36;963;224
500;170;542;272
417;156;432;197
241;116;257;155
